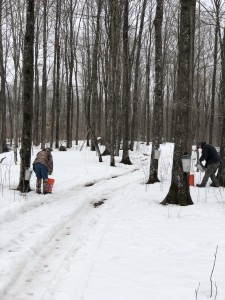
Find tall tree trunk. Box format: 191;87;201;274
66;0;75;148
108;0;122;166
55;0;61;149
18;0;35;192
9;0;23;161
145;10;153;146
75;51;79;145
161;0;196;206
120;0;132;165
41;0;47;149
90;0;103;147
217;27;225;186
187;0;195;150
0;0;7;153
209;6;220;144
33;16;40;147
147;0;164;184
130;0;147;151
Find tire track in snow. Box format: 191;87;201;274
0;167;140;252
0;167;144;299
0;167;139;225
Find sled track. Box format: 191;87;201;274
0;167;144;299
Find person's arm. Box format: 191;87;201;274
47;153;53;174
199;146;209;167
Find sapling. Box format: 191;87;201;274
210;245;218;298
195;282;200;300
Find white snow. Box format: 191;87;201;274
0;142;225;300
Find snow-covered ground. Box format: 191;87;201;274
0;142;225;300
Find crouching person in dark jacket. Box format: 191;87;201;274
196;142;220;187
33;148;53;194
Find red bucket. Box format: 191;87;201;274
189;174;194;186
48;178;55;193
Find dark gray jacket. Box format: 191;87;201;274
199;143;220;168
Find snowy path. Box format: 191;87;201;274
1;166;142;300
1;146;225;300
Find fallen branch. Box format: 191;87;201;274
0;157;6;164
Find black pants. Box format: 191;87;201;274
201;162;220;186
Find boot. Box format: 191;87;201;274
210;183;219;187
43;179;49;194
36;179;42;194
196;183;206;188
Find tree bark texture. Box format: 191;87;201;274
148;0;164;184
120;0;132;165
130;0;147;151
54;0;61;149
161;0;196;206
0;0;7;153
217;27;225;186
41;0;47;149
66;0;74;148
18;0;35;192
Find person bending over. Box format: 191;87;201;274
33;148;53;194
196;142;220;188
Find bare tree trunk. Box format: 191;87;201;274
161;0;196;206
147;0;164;184
41;0;47;149
187;0;195;150
90;0;103;143
108;0;122;166
130;0;147;151
66;0;76;148
0;0;7;153
55;0;61;149
145;11;153;146
33;15;40;147
217;27;225;186
8;0;24;160
120;0;131;165
18;0;35;192
209;2;220;144
75;50;79;145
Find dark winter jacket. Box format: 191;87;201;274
33;148;53;173
199;143;220;168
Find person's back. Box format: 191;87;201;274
33;148;53;194
200;143;220;167
33;148;53;172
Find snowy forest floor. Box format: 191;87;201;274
0;142;225;300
